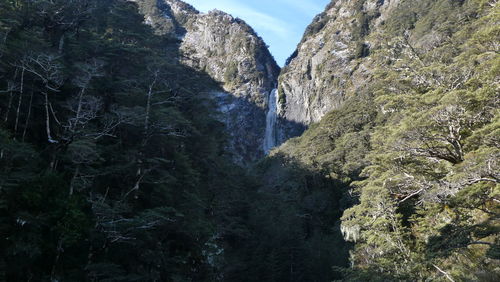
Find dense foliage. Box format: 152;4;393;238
271;0;499;280
0;0;256;280
1;0;498;281
342;0;499;279
0;0;347;280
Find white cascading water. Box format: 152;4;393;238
263;89;278;154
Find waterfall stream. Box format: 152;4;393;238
263;89;278;154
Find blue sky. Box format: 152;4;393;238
183;0;331;66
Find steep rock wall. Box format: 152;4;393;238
135;0;280;164
277;0;401;142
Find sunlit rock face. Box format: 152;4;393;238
132;0;418;161
276;0;401;142
134;0;416;162
135;0;280;164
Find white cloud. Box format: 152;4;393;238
277;0;325;16
186;0;292;38
228;8;291;38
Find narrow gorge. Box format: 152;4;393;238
0;0;498;281
133;0;282;164
263;89;278;154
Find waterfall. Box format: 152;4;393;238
263;89;278;154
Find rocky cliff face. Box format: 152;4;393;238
277;0;401;141
271;0;500;279
134;0;280;164
135;0;464;158
277;0;470;143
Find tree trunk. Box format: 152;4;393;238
3;91;13;123
144;79;155;139
44;91;56;143
58;34;65;54
69;165;80;196
143;70;158;146
4;68;19;123
22;89;34;142
50;239;64;281
71;87;86;133
14;68;25;136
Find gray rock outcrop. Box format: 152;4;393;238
134;0;280;164
276;0;401;142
